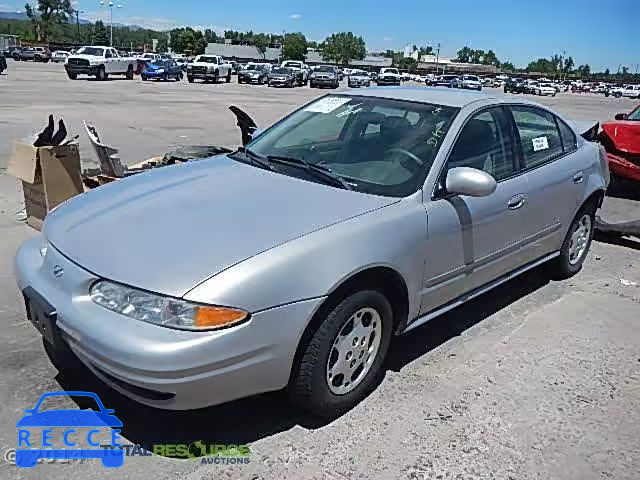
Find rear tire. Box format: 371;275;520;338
289;290;393;418
546;205;595;279
126;65;134;80
226;71;231;83
187;75;194;83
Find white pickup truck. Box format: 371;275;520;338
376;67;402;86
280;60;309;86
65;46;137;80
186;55;233;83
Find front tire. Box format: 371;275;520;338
126;65;134;80
289;290;393;418
66;70;77;80
187;75;194;83
547;206;595;279
226;71;231;83
96;65;107;81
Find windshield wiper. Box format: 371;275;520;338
266;155;352;190
231;147;274;171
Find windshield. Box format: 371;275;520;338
244;95;459;197
382;69;399;74
465;76;479;81
246;64;264;71
283;62;302;68
628;106;640;121
272;67;291;74
316;65;336;72
198;56;218;63
150;60;168;67
77;47;104;56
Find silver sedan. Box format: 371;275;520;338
14;88;609;418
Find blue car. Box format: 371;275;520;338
141;59;183;81
15;391;124;468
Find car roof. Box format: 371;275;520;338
341;86;506;108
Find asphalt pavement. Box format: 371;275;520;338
0;61;639;479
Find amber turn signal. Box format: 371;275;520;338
194;306;248;328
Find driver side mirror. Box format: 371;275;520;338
614;113;628;121
445;167;497;197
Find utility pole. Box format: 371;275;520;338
74;10;85;47
99;1;121;47
434;42;441;75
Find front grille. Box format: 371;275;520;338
191;66;207;75
69;58;89;67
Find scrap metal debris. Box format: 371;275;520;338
33;115;70;147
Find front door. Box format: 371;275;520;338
420;106;528;314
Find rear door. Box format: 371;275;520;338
507;105;585;262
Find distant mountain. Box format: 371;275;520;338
0;11;140;27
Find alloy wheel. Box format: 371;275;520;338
568;214;592;265
326;307;382;395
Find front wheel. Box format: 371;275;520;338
225;71;231;83
187;75;194;83
66;71;77;80
96;65;107;81
126;65;134;80
289;290;393;418
547;206;595;279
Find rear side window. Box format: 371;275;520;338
511;106;563;168
557;119;577;152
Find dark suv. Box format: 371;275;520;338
504;77;526;94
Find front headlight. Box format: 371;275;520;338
90;280;249;331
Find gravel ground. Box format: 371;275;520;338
0;61;639;480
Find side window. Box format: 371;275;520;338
511;106;564;168
557;118;577;153
105;50;113;58
445;108;516;181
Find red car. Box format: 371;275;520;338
599;104;640;183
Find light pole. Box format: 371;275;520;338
74;9;85;47
99;1;122;47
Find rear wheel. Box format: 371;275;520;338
187;75;194;83
213;70;219;83
126;65;134;80
226;71;231;83
547;206;595;279
289;290;393;418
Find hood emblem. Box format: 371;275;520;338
52;265;64;278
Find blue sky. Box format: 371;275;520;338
2;0;637;71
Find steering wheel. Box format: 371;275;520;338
385;148;424;167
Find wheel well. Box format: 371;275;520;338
288;267;409;384
583;189;605;212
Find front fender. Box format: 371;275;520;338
184;198;427;318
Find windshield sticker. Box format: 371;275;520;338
335;103;363;118
426;124;445;146
532;136;549;151
304;97;351;113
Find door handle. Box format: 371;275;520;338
507;194;526;210
573;171;584;184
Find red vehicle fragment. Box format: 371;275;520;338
599;104;640;182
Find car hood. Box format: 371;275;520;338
45;156;397;297
602;121;640;154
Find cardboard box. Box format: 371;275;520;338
7;140;84;231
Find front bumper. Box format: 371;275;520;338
607;153;640;182
65;64;98;75
348;79;369;87
188;70;218;80
14;236;324;410
377;77;400;85
312;77;338;86
269;78;293;86
239;75;264;84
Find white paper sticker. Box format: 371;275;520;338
532;136;549;152
304;97;351;113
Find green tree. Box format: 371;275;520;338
170;27;207;55
418;45;433;57
25;0;74;41
501;61;515;71
204;29;218;44
251;32;269;59
455;46;473;63
93;20;108;46
576;64;591;78
603;68;610;76
283;32;308;60
563;56;574;74
395;56;417;70
320;32;366;65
